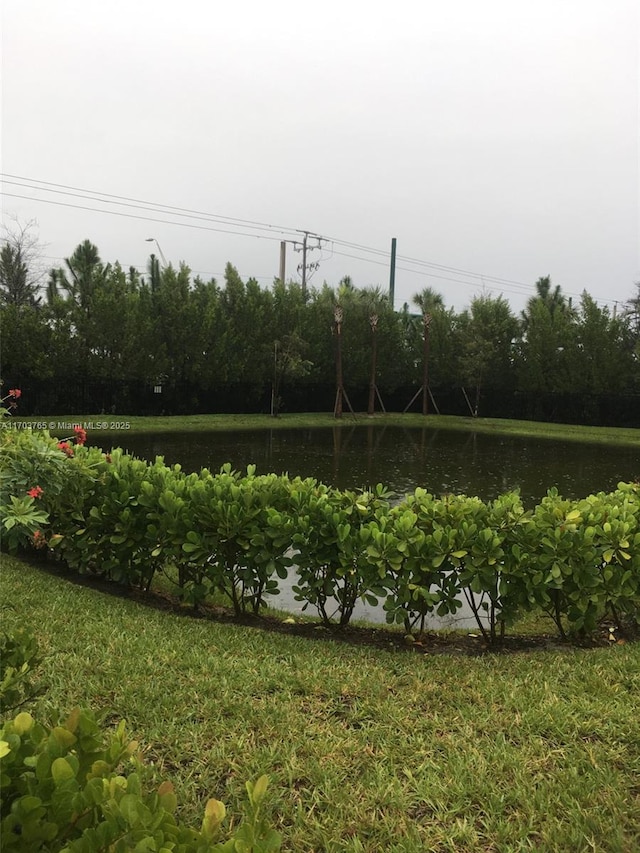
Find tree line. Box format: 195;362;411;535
1;229;639;422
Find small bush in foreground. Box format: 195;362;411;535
0;627;281;853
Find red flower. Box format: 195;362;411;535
73;425;87;445
58;441;74;457
27;486;44;498
32;530;47;549
8;388;21;399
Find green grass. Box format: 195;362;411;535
2;555;639;852
9;412;640;447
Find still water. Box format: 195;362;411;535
97;426;639;629
106;425;639;505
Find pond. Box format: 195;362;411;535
93;426;639;630
100;425;638;505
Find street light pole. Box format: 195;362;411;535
145;237;168;268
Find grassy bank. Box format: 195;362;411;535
2;555;639;852
9;412;640;446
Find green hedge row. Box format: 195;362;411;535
1;429;639;643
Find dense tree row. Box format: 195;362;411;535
1;233;639;417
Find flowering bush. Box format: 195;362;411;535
0;387;21;418
73;425;87;445
0;395;109;556
31;529;47;549
0;492;49;554
55;427;86;458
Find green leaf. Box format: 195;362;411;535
119;793;144;826
14;711;34;734
51;757;75;785
250;774;269;806
202;798;226;840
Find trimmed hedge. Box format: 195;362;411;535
1;429;639;643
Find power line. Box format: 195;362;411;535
330;248;526;298
0;192;291;243
330;236;542;293
2;174;624;309
2;173;552;295
2;175;330;287
326;236;623;307
2;179;299;239
330;248;620;308
0;173;299;236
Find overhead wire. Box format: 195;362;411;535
2;174;625;309
1;174;548;293
330;236;576;298
0;192;292;243
329;248;620;307
2;180;299;238
324;233;626;307
0;173;299;236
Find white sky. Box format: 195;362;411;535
1;0;638;314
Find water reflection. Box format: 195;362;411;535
272;573;484;631
104;425;638;505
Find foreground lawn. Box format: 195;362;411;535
2;556;639;852
9;412;640;447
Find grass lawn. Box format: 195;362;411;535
10;412;640;447
2;555;639;852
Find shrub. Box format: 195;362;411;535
0;708;280;852
290;481;391;627
0;428;106;557
2;421;639;644
0;627;281;852
0;617;42;715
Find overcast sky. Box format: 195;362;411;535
1;0;638;314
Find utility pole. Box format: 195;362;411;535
301;235;307;291
279;241;286;284
293;230;324;296
389;237;397;309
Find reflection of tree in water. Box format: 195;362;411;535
332;425;358;482
365;424;389;485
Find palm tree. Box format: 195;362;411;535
411;288;444;415
359;286;389;414
412;286;445;317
